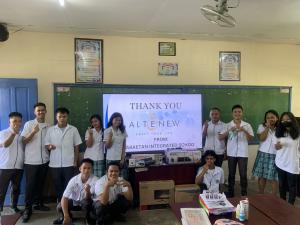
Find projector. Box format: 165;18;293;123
130;153;163;166
165;149;201;164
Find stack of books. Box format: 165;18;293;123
180;208;211;225
199;191;235;215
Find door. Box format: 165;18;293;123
0;78;38;206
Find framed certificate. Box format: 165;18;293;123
219;51;241;81
75;38;103;83
159;42;176;56
158;63;178;76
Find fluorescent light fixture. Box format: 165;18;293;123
59;0;65;7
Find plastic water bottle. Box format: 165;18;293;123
235;204;240;219
244;198;249;220
241;198;249;220
239;203;245;222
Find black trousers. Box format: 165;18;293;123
227;156;248;197
57;198;93;220
50;167;74;202
24;163;48;210
0;169;23;210
276;166;298;205
94;195;131;225
199;183;208;193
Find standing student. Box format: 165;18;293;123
104;112;127;168
202;107;226;167
220;105;254;197
84;114;105;178
0;112;24;214
275;112;300;205
21;102;50;223
45;107;82;203
252;110;279;195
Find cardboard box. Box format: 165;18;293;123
175;184;200;203
139;180;175;205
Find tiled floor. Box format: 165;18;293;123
2;180;300;225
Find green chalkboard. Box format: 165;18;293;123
54;84;291;145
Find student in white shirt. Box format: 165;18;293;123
45;107;82;203
21;102;50;222
195;150;225;193
252;110;279;195
93;162;133;225
202;107;226;167
84;114;105;178
0;112;24;214
53;158;98;225
219;105;254;197
103;112;127;176
274;112;300;205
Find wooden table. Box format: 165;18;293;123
248;194;300;225
170;194;299;225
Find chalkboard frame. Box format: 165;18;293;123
53;83;292;146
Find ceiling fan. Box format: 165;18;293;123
200;0;239;28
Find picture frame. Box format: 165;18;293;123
219;51;241;81
158;63;178;76
159;42;176;56
75;38;103;83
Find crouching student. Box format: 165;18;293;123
53;158;98;225
195;150;225;193
93;162;133;225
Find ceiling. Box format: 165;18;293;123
1;0;300;44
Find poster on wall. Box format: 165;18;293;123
219;51;241;81
103;94;202;152
75;38;103;83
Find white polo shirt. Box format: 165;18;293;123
203;121;226;154
275;135;300;174
103;127;127;161
0;128;24;169
84;128;104;161
94;175;128;204
197;166;224;193
221;120;254;157
257;124;277;155
21;119;50;165
63;173;98;205
45;124;82;168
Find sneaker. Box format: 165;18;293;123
22;210;32;223
53;218;64;225
34;204;50;211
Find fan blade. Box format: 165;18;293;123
217;14;236;27
200;5;236;27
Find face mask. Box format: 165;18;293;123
281;121;293;128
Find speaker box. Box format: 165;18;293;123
0;24;9;42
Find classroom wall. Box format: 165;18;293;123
0;31;300;181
